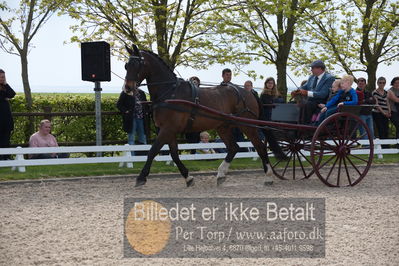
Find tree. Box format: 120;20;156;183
0;0;62;109
204;0;323;98
295;0;399;90
64;0;219;69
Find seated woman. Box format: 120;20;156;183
318;75;358;124
29;119;69;159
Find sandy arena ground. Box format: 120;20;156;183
0;164;398;265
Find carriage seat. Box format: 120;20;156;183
338;105;374;115
271;103;301;123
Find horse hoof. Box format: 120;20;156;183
264;181;273;186
135;178;147;187
217;176;226;186
186;178;195;187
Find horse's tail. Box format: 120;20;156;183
263;129;288;160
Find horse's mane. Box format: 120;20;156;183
141;49;177;79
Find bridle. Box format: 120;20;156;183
125;55;145;83
125;54;178;88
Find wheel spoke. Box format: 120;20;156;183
313;150;335;156
345;120;360;145
292;152;296;180
346;139;362;148
298;150;313;165
319;140;336;150
296;151;308;177
347;137;361;146
343;117;352;141
336;157;343;186
272;149;291;168
347;153;369;164
358;131;368;139
325;156;339;183
334;118;343;144
346;155;362;176
324;125;340;147
318;153;337;169
343;157;352;186
281;151;294;176
280;143;290;148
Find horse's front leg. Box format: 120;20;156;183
216;127;240;186
168;139;194;187
136;137;166;187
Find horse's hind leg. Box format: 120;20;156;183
216;127;240;186
241;127;274;185
136;132;168;187
168;139;194;187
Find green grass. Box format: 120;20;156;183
0;158;254;181
17;92;120;98
0;154;397;181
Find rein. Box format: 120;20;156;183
164;99;317;131
138;80;178;87
153;101;284;132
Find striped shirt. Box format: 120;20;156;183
389;87;399;112
372;89;389;113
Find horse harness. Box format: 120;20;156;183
182;81;201;131
221;82;258;118
129;52;260;131
151;80;267;132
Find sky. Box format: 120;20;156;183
1;7;399;94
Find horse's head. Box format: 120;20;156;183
124;44;145;90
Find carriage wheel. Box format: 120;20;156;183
269;131;315;180
310;112;374;187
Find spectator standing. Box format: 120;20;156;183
132;88;148;146
220;69;246;147
185;76;201;154
372;77;391;141
220;68;234;86
29;120;68;159
0;69;16;160
387;77;399;140
291;60;335;124
117;84;136;154
244;80;264;144
244;80;263;116
356;77;375;139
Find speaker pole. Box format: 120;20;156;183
94;81;102;157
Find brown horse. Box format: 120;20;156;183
124;45;285;187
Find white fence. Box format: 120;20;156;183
0;139;398;172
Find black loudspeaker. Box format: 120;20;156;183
81;41;111;82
